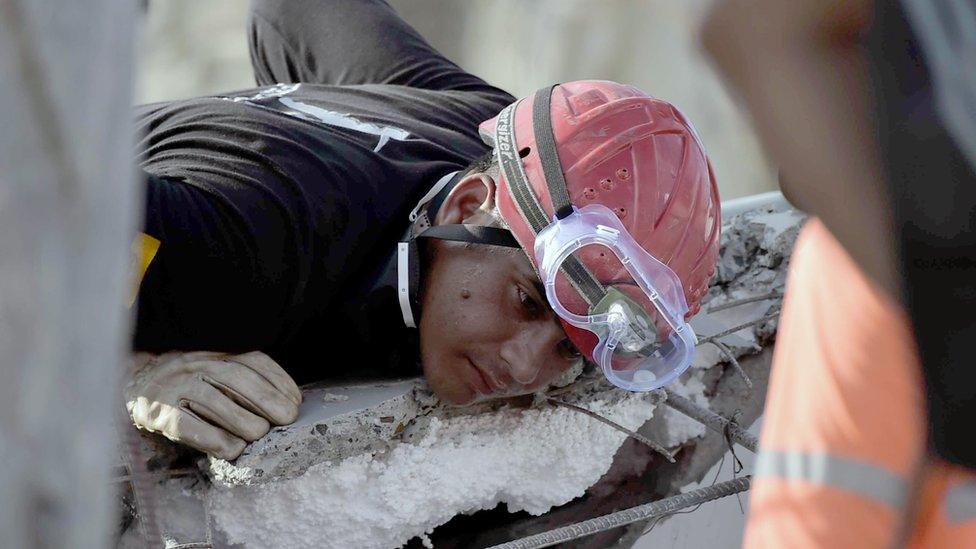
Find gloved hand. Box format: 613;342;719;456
125;351;302;460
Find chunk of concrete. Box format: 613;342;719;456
210;379;425;486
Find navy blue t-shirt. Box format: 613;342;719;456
132;0;513;383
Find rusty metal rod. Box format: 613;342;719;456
707;288;782;313
488;477;751;549
663;390;758;452
711;340;753;389
696;311;780;347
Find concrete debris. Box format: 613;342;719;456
210;393;657;549
210;380;424;486
117;202;806;549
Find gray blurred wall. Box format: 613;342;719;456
138;0;775;199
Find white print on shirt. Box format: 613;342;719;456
278;97;410;153
224;83;301;103
221;83;411;153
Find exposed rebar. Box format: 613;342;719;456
707;288;783;313
113;467;199;483
544;377;604;399
487;477;751;549
696;311;780;347
548;398;675;463
710;340;753;389
663;390;758;453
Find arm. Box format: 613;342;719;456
129;173;302;459
134;172;296;353
701;0;899;299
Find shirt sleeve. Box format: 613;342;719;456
132;172;296;355
247;0;511;101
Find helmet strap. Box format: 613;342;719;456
532;85;575;220
494;91;606;308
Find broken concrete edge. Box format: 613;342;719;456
610;347;774;549
116;203;805;549
208;373;661;487
452;330;779;549
200;204;803;489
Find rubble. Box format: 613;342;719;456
117;195;806;549
210;393;657;549
209;380;425;486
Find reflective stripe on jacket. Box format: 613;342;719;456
744;219;976;548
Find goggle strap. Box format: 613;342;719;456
532;85;575;221
495;101;551;234
494;93;607;308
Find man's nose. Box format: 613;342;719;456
499;321;565;385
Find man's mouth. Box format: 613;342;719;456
467;358;507;394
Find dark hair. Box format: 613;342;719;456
465;149;497;176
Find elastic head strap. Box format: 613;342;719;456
397;224;519;329
495;90;606;308
414;224;520;248
532;86;575;220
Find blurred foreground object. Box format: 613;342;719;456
701;0;898;299
869;0;976;469
745;219;976;547
703;0;976;545
0;0;138;547
703;0;976;467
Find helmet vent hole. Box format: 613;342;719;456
615;207;627;219
600;178;613;190
583;188;597;200
519;147;531;158
616;168;630;180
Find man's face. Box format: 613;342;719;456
419;239;582;405
417;172;582;405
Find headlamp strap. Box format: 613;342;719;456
494;89;606;307
532;85;575;220
414;224;520;248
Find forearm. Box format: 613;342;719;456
703;0;899;298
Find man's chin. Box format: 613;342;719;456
427;379;479;406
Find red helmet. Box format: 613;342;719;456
479;80;720;362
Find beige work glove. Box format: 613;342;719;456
125;351;302;460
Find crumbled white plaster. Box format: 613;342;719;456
209;394;655;549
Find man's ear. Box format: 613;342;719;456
434;172;496;225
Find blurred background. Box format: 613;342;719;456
138;0;777;200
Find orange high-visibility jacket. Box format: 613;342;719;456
744;219;976;548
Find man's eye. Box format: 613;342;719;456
517;286;542;316
558;338;582;361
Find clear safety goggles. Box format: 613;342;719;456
534;204;697;391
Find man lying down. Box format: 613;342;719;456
126;0;720;460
